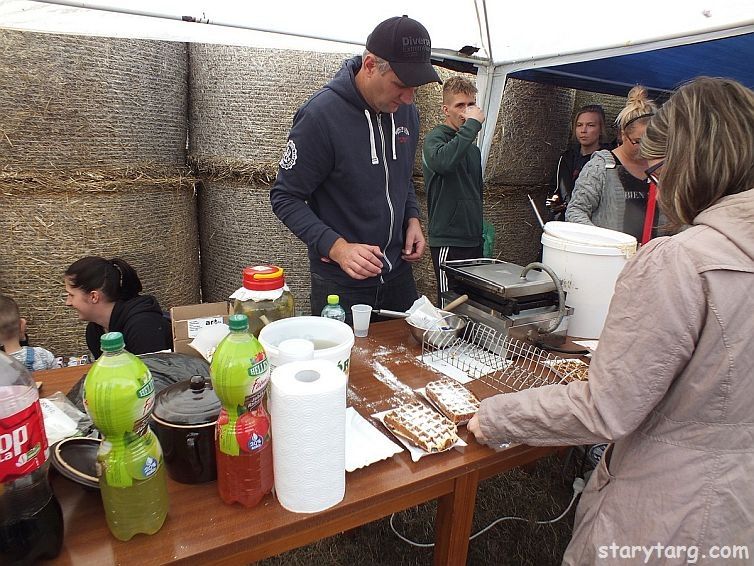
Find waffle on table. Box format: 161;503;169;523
424;378;480;424
383;403;459;453
550;359;590;382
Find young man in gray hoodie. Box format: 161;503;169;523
270;16;441;322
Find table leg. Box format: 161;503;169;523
433;470;480;566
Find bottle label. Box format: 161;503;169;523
0;400;48;483
235;409;270;454
245;353;270;409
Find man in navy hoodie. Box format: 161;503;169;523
270;16;442;322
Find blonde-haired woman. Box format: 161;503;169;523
469;76;754;564
566;86;658;240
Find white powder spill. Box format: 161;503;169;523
371;361;415;397
346;388;363;405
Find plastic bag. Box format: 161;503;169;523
40;392;94;443
66;352;210;413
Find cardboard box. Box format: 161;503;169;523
171;302;231;357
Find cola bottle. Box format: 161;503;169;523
0;352;64;565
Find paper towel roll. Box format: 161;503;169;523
270;359;346;513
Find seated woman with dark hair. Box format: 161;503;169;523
64;256;172;358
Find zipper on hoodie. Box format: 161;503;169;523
376;113;394;280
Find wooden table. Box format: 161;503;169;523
38;319;555;565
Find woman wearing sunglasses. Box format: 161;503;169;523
469;77;754;564
565;86;658;240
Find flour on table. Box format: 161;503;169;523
371;361;415;397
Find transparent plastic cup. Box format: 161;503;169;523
351;304;372;338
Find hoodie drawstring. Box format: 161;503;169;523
390;113;397;160
364;109;379;165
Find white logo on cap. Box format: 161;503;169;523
280;139;297;170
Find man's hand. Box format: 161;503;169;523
463;104;486;124
401;217;425;262
328;238;383;280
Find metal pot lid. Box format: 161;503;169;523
152;375;220;426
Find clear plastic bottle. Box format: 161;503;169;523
320;294;347;322
83;332;168;541
0;353;64;565
211;314;273;507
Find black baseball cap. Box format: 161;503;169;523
366;16;442;87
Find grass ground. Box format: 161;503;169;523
258;452;581;566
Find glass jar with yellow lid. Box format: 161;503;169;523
230;265;295;336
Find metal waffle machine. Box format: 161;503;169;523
440;259;573;345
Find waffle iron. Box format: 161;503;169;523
440;258;573;344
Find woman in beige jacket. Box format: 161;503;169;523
469;77;754;565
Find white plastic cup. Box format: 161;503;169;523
351;304;372;337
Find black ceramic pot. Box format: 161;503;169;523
151;375;220;484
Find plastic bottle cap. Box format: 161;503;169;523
100;332;124;351
327;294;340;305
228;313;249;331
242;265;285;291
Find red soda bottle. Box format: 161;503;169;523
0;353;64;565
210;314;273;507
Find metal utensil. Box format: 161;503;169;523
405;311;466;349
372;309;410;319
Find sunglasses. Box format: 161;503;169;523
645;160;665;184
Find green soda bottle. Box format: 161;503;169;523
83;332;168;541
211;314;273;507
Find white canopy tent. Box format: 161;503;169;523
2;0;753;167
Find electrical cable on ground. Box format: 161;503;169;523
389;477;586;549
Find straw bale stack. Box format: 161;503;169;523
0;169;199;356
197;179;312;315
483;184;549;266
189;45;354;306
0;30;188;168
188;45;352;165
485;78;575;186
410;176;438;304
573;90;627;146
0;31;197;356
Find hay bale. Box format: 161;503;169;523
0;30;188;169
573;90;627;145
189;45;352;164
198;180;312;315
485;78;575;186
410;176;439;304
484;184;549;266
0;168;200;356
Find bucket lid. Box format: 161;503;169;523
242;265;285;291
152;375;220;425
543;221;636;256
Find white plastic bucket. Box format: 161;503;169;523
258;316;355;376
541;221;637;339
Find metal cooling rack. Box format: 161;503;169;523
419;319;569;393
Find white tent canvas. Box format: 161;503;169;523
2;0;753;166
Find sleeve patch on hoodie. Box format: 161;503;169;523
280;139;298;170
